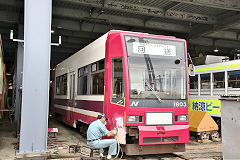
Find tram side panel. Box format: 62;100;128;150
52;33;108;127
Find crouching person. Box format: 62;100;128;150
87;113;117;160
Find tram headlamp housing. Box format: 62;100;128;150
128;116;136;122
127;115;143;123
177;115;188;122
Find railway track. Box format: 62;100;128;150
119;152;222;160
120;146;222;160
120;153;190;160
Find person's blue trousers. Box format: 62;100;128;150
87;139;117;155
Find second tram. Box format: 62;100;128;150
189;59;240;124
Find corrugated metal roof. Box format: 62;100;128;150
53;0;91;10
171;3;226;16
93;8;148;19
117;0;172;8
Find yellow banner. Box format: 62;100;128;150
189;99;221;116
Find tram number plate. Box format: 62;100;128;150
145;112;173;125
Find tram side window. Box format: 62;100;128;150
228;71;240;88
111;57;125;105
56;74;67;95
213;72;225;88
91;59;105;95
77;66;88;95
201;74;210;89
190;75;198;89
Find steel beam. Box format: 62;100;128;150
14;24;23;122
51;52;74;60
51;46;79;53
53;7;190;33
164;10;213;24
58;0;214;24
52;18;118;33
230;23;240;30
81;22;129;33
52;35;91;45
19;0;52;154
188;44;230;53
190;12;240;39
0;10;19;23
171;0;240;11
53;28;101;39
52;20;185;39
52;19;81;32
57;42;85;49
188;37;240;48
145;20;189;33
0;0;23;8
205;31;238;41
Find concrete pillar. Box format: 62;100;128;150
19;0;52;153
14;25;23;122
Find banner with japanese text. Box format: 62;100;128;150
189;99;221;117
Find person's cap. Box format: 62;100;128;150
97;113;108;120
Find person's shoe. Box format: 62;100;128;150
106;154;111;159
99;153;105;159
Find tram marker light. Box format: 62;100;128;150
139;116;143;122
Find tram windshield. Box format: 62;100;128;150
125;35;186;100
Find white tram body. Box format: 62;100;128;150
189;59;240;118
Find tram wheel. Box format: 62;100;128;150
200;132;210;141
210;131;220;141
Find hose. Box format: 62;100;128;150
113;131;123;159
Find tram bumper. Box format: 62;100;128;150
138;125;189;145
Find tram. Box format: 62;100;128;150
189;58;240;124
52;30;189;155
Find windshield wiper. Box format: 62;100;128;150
145;80;162;103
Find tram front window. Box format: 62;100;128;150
125;36;186;100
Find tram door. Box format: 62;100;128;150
68;72;75;123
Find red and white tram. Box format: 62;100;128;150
52;30;189;155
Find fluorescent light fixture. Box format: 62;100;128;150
51;30;54;34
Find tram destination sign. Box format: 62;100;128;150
133;42;176;56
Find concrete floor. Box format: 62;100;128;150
0;118;223;159
0;121;17;160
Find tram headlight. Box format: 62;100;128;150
178;115;188;122
127;115;136;122
127;115;143;123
